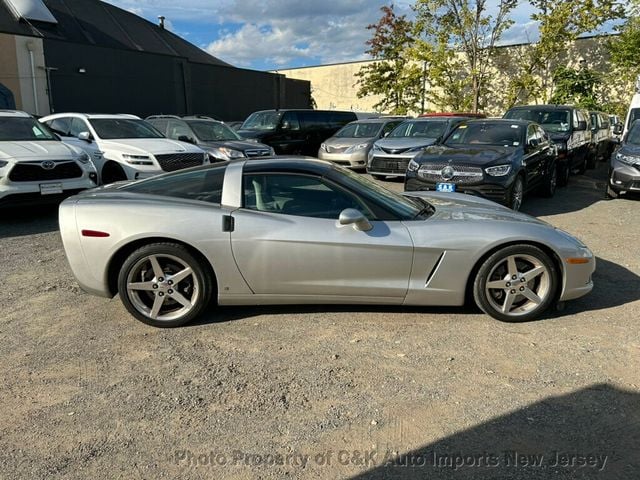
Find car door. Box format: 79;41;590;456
270;112;306;154
524;125;544;190
230;172;414;300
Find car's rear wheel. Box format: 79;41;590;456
507;175;524;211
540;162;557;198
117;243;214;327
557;163;570;187
102;162;127;184
371;174;386;181
473;245;558;322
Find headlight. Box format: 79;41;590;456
122;153;153;165
209;147;245;161
76;152;91;164
320;143;327;151
616;152;640;166
345;143;369;153
485;165;512;177
372;144;382;152
554;142;567;152
407;159;420;172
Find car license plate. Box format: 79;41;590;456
436;183;456;193
40;183;63;195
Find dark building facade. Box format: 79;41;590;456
0;0;310;120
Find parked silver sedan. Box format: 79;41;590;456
59;158;595;327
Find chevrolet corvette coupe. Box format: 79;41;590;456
59;158;595;327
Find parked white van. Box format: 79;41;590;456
622;75;640;139
39;113;208;184
0;110;97;208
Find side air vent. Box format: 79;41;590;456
3;0;58;24
425;251;446;287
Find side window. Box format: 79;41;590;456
167;120;195;141
243;173;372;219
600;114;609;130
382;121;399;135
47;117;71;136
123;167;226;204
69;118;89;137
150;119;169;135
281;112;300;131
526;125;538;147
572;110;580;129
536;126;548;144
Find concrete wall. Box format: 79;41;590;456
0;33;50;115
277;36;632;116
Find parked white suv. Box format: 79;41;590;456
0;110;97;208
39;113;208;184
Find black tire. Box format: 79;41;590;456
540;162;557;198
371;174;386;181
473;244;558;323
117;242;214;327
577;155;588;174
101;162;128;185
604;184;619;200
506;175;525;211
586;153;597;169
557;162;570;187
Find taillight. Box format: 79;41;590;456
81;230;110;237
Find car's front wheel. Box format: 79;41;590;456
117;243;214;327
101;162;127;184
473;244;558;322
540;163;557;198
506;175;525;211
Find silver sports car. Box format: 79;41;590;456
59;158;595;327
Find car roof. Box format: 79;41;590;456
0;110;32;118
242;157;335;175
43;113;141;120
508;104;575;111
462;118;532;127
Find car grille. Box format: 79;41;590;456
381;147;410;154
245;148;271;157
8;161;83;182
417;163;484;185
370;157;410;174
326;145;349;154
155;153;205;172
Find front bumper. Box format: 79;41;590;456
318;150;367;168
405;171;513;206
560;253;596;301
607;160;640;192
0;182;94;208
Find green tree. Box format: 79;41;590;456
609;1;640;85
550;65;602;109
356;5;422;114
506;0;625;106
413;0;518;113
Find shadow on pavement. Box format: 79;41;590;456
0;204;60;239
349;383;639;479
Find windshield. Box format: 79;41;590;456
336;167;430;220
0;117;57;141
241;111;282;131
445;123;522;147
388;120;447;139
188;121;242;142
627;121;640;145
334;122;382;138
504;108;570;133
89;119;164;140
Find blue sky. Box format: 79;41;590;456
105;1;613;71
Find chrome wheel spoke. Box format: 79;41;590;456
169;267;193;285
507;256;518;277
487;280;508;289
128;281;155;291
502;292;517;313
149;255;164;279
170;291;193;308
521;288;542;305
150;294;165;319
523;266;545;282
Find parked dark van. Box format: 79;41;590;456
237;110;357;156
503;105;591;186
589;111;613;166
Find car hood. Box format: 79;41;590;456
404;191;549;225
324;137;375;148
618;144;640;156
0;140;77;160
375;137;439;150
416;145;517;166
199;140;271;152
549;132;571;143
98;138;203;155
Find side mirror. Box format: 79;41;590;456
338;208;373;232
576;120;587;131
528;138;539;149
78;131;92;142
613;124;623;135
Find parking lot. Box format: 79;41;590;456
1;163;639;479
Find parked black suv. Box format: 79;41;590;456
405;119;557;210
146;115;273;162
503;105;591;186
237;109;357;156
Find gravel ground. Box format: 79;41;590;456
1;163;639;479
